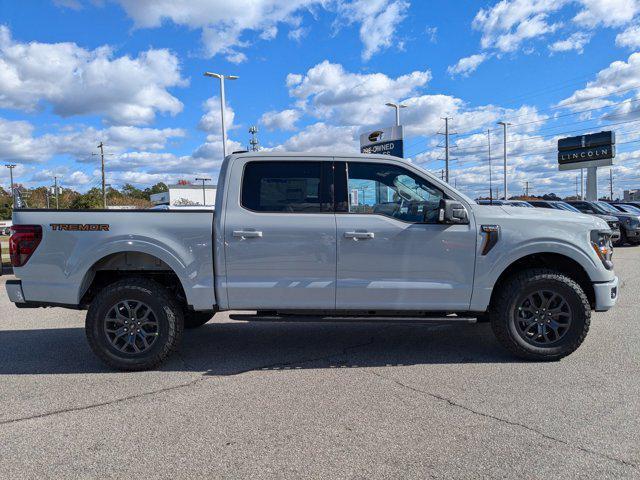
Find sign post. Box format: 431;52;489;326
557;131;615;201
360;126;404;158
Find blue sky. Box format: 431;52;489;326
2;0;640;198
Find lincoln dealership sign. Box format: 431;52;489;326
558;131;615;171
360;126;404;158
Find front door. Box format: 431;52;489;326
224;159;337;310
335;160;476;311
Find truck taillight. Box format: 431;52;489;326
9;225;42;267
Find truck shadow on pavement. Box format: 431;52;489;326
0;320;519;376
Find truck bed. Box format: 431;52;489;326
10;209;216;310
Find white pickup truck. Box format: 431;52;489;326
5;152;618;370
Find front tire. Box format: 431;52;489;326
491;269;590;361
86;278;184;371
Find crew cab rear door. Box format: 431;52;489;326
223;157;337;310
334;159;476;311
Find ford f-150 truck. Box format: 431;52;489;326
4;152;619;370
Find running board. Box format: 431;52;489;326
228;314;479;324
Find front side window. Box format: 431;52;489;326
241;161;329;213
346;162;443;223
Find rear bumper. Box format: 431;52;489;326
5;280;25;304
593;276;619;312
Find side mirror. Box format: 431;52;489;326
438;199;469;224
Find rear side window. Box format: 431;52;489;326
241;161;330;213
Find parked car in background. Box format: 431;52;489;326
1;227;10;236
567;200;640;246
477;199;533;207
611;203;640;215
529;200;621;244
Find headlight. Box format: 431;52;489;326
591;229;614;270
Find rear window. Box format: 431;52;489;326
241;161;324;213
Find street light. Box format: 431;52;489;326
195;177;211;206
4;164;16;207
204;72;239;159
497;121;512;200
385;102;407;126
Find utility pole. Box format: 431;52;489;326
525;181;529;197
487;129;493;204
575;175;579;198
4;164;16;207
441;169;444;181
610;168;614;200
580;169;584;199
195;177;211;206
497;121;511;200
97;142;106;209
54;176;60;209
439;117;453;183
204;72;239;158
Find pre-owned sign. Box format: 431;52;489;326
557;131;615;171
360;126;404;158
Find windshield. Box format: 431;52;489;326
556;202;581;212
617;204;640;214
595;201;621;214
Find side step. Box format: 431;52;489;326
228;313;480;324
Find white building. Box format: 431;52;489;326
150;184;217;206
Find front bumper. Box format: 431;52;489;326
5;280;25;304
593;276;619;312
624;227;640;241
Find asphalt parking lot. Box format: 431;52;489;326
0;249;639;479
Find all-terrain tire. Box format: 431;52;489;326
490;268;591;361
86;278;184;371
184;311;215;329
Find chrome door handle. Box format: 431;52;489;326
233;230;263;239
344;231;374;240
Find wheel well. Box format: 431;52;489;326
80;252;188;308
489;253;595;311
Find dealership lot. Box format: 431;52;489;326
0;249;638;479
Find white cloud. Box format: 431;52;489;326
274;122;360;152
0;26;186;125
448;53;489;77
288;27;308;42
616;24;640;48
549;31;591;53
336;0;410;60
198;96;236;137
114;0;409;61
573;0;640;28
260;109;301;131
472;0;567;52
288;60;431;126
558;52;640;110
0;117;185;163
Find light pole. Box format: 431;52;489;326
5;164;16;207
195;177;211;206
497;121;512;200
385;102;407;126
53;176;61;210
204;72;239;159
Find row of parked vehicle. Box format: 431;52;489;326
477;199;640;247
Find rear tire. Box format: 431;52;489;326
490;269;590;361
85;278;184;371
184;311;215;329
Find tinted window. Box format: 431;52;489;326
346;162;443;223
242;161;329;213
